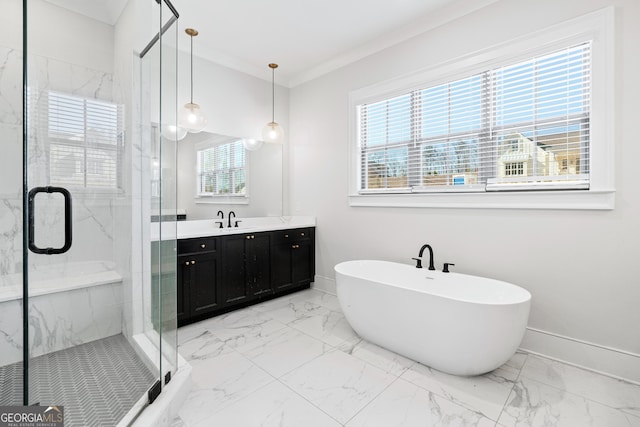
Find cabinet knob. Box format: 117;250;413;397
246;235;251;240
251;235;255;239
301;232;305;236
292;244;299;249
201;243;206;248
185;261;190;266
191;260;196;265
285;234;289;238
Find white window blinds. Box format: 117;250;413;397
46;91;124;189
357;42;591;193
197;140;246;196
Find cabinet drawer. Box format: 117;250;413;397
272;228;311;245
178;237;217;254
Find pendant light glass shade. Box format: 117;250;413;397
263;63;283;144
242;138;264;151
261;121;283;143
179;28;207;133
161;123;188;141
178;102;206;133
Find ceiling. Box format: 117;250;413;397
44;0;496;87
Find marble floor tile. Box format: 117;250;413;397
205;307;288;348
519;355;640;418
234;326;331;377
176;389;221;427
289;309;359;347
177;323;208;346
401;360;516;421
281;349;397;424
188;351;274;412
176;291;640;427
337;338;415;377
346;378;496;427
255;296;330;325
196;381;342;427
178;330;234;362
499;351;529;380
498;376;640;427
288;288;343;312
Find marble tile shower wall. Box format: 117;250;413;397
0;44;124;366
0;44;116;281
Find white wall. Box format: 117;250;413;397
289;0;640;380
174;51;289;219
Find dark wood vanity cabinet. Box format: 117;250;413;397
271;228;315;292
177;227;315;326
219;232;271;305
177;237;221;323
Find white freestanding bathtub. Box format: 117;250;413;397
335;260;531;376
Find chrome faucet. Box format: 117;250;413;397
412;244;435;270
228;211;236;228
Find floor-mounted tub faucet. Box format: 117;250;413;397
412;244;435;270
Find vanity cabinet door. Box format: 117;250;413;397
271;242;294;292
247;233;271;297
221;232;272;305
177;255;191;323
177;237;221;325
220;234;249;305
188;251;221;317
271;228;315;291
292;237;314;285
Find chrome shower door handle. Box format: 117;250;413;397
28;186;73;255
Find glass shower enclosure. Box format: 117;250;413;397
0;0;179;425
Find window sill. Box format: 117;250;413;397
348;189;615;210
195;195;249;205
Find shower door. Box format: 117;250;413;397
0;0;26;407
23;1;161;424
0;0;177;424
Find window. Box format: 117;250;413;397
357;43;591;194
505;162;524;176
46;91;124;190
349;8;614;209
197;139;246;196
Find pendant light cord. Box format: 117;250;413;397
271;66;275;123
190;33;194;104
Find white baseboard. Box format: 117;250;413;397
312;274;336;295
520;327;640;384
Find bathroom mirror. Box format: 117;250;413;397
176;131;283;219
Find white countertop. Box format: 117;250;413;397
151;216;316;241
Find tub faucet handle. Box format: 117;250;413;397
411;257;423;269
443;263;455;273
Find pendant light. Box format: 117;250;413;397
242;138;264;151
161;124;187;141
261;63;284;144
178;28;207;133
